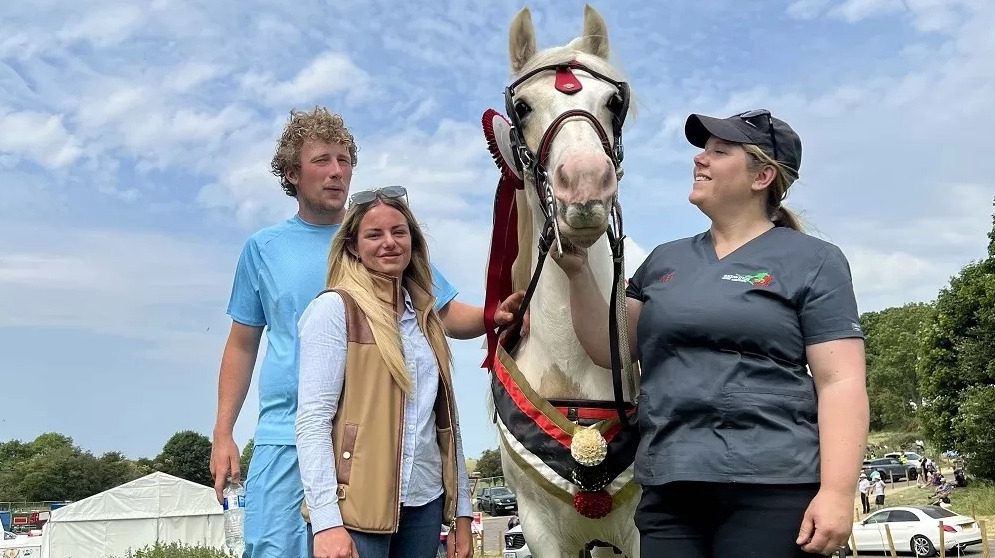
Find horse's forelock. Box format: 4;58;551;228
514;43;624;83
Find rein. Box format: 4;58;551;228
491;60;637;425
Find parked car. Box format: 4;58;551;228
861;457;917;481
845;505;982;556
884;451;924;463
504;524;531;558
478;486;518;516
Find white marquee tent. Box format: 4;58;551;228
40;471;227;558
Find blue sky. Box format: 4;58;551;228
1;0;992;463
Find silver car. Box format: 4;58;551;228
503;524;531;558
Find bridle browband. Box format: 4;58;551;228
498;59;637;425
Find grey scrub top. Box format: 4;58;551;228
625;227;864;486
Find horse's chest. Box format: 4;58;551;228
515;345;601;400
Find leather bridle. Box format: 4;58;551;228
499;60;637;425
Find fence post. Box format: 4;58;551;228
979;520;989;558
939;520;946;558
850;532;860;558
884;524;897;557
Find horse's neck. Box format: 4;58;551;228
516;212;615;400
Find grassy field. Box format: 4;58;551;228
883;481;995;523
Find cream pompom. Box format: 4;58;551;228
570;425;608;467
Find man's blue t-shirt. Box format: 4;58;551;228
227;214;459;446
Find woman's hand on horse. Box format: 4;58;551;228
312;526;358;558
495;290;529;335
550;238;589;278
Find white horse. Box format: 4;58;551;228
482;5;640;558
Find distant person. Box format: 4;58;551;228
872;477;886;509
857;473;871;514
550;108;869;557
507;515;520;530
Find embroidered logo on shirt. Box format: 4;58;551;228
721;271;774;287
659;271;675;283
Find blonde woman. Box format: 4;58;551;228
296;187;517;558
551;110;869;557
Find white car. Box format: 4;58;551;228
847;505;982;556
503;524;531;558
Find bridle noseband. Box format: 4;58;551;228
499;60;637;425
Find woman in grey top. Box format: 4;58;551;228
551;110;869;557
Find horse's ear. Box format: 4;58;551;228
509;7;537;74
580;4;610;60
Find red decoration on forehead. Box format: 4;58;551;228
555;65;582;94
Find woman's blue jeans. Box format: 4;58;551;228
308;495;444;558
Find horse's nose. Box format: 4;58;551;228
554;152;615;205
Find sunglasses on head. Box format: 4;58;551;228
738;109;778;163
348;185;408;208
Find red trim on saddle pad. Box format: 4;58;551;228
492;354;573;448
492;353;632;448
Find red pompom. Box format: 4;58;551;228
573;489;613;519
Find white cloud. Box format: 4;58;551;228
787;0;976;33
830;0;903;22
57;4;146;48
240;51;375;107
163;62;224;93
0;110;82;168
788;0;833;19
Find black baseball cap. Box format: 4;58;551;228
685;109;802;175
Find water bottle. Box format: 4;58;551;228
222;479;246;556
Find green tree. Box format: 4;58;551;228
476;448;504;479
918;198;995;478
240;438;254;480
136;457;157;476
155;431;213;487
951;385;995;481
31;432;76;455
861;302;934;430
0;434;146;502
14;449;129;501
0;440;34;471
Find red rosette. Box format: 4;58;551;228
573;489;613;519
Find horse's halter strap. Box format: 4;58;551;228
499;60;637;426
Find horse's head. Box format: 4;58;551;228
506;5;630;248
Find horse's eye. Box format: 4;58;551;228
514;100;532;119
607;93;624;114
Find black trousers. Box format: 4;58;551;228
636;481;825;558
860;492;870;513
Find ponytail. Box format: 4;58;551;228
743;144;804;232
771;205;803;231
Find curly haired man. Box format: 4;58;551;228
209;106;504;558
